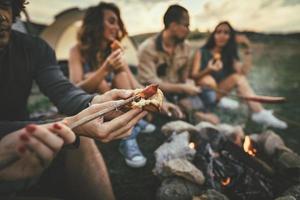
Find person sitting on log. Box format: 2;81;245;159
137;4;219;124
190;21;287;129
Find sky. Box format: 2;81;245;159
26;0;300;35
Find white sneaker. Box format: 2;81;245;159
251;110;287;129
218;97;239;110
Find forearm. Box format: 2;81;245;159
36;65;94;115
158;82;185;94
191;68;212;80
124;64;142;89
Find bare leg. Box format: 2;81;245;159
218;74;263;113
196;75;218;89
65;137;115;200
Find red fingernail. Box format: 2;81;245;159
25;124;36;133
19;134;30;142
53;123;62;130
18;146;27;154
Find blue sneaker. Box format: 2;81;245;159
119;139;147;168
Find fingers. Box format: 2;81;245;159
171;105;184;119
108;49;122;60
108;49;123;68
101;111;147;142
46;123;76;144
21;134;55;167
103;89;134;101
28;125;64;152
70;100;124;123
97;109;147;141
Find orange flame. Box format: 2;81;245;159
189;142;195;149
221;177;231;186
243;136;257;156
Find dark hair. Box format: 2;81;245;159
11;0;28;21
203;21;238;70
163;4;188;29
77;2;127;70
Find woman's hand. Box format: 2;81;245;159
104;49;125;72
179;84;201;96
65;89;148;142
0;123;75;181
207;59;223;72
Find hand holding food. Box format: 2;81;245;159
110;40;123;51
208;59;223;72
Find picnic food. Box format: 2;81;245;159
110;40;123;51
213;52;221;61
130;84;164;112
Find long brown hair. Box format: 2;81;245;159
203;21;238;71
77;2;127;70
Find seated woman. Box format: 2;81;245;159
68;2;182;168
191;21;287;129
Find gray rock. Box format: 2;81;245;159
193;189;229;200
274;196;296;200
156;177;203;200
161;120;198;137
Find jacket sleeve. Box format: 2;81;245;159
33;39;95;116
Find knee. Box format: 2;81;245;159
198;76;217;88
231;74;247;85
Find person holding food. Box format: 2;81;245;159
0;0;149;199
68;2;183;168
190;21;287;129
137;4;220;124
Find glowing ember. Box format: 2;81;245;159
243;136;257;156
221;177;231;186
189;142;195;149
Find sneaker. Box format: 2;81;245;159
218;97;239;110
119;139;147;168
137;119;156;134
251;109;287;129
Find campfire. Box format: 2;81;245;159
243;136;257;156
154;121;300;200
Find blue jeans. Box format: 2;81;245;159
199;88;217;112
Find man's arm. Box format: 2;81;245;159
33;39;94;116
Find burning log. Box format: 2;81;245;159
222;140;274;176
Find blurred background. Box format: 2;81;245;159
18;0;300;153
